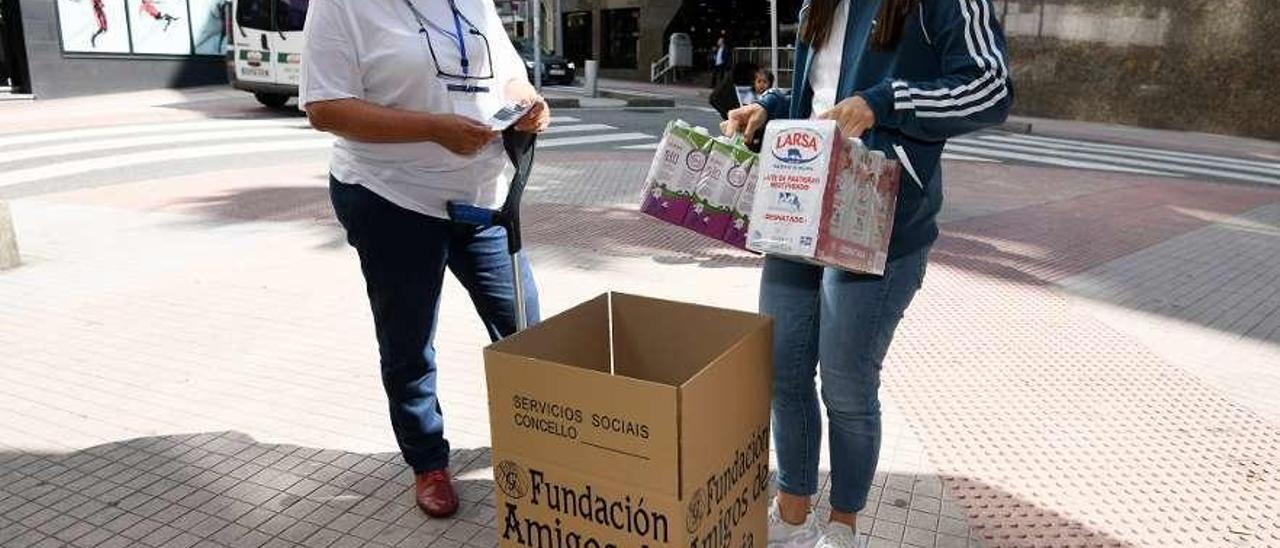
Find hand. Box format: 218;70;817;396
431;114;498;156
514;98;551;133
819;95;876;138
721;103;768;139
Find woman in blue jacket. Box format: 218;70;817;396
723;0;1011;546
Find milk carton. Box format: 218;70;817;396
640;121;715;224
747;120;845;258
815;144;901;276
684;138;757;241
723;161;760;250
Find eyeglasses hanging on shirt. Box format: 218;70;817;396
403;0;495;93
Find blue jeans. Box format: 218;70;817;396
330;178;540;473
761;247;929;513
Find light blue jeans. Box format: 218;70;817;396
761;246;929;513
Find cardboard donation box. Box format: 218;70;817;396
485;293;773;548
748;120;901;276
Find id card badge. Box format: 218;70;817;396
448;83;500;124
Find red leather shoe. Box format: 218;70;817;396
414;469;459;518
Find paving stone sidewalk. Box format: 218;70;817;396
2;105;1280;547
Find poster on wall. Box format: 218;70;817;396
126;0;193;55
58;0;131;54
189;0;230;55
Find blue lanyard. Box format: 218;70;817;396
403;0;471;76
446;0;470;75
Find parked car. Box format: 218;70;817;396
514;39;576;86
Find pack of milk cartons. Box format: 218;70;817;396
684;137;758;245
747;119;901;275
640;120;715;225
640;120;761;251
816;140;901;275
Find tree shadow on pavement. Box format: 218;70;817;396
0;432;496;548
171;186;334;225
0;431;1140;548
162;185;350;250
155;92;309;122
163;185;764;269
522;203;764;270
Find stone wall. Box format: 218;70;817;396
1002;0;1280;140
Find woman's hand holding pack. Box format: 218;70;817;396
819;95;876;138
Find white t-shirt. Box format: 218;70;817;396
809;0;850;118
300;0;529;219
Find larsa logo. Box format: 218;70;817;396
772;129;823;164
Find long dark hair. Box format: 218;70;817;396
802;0;918;51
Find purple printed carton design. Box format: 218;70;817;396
640;121;715;224
724;160;760;250
683;138;757;241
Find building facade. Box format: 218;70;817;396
549;0;799;81
2;0;229;98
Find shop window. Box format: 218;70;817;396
601;8;638;69
562;10;591;67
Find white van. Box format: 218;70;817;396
227;0;308;108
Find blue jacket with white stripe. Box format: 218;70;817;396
759;0;1013;260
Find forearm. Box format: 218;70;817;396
305;98;444;144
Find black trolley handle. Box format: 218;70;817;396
446;129;538;332
446;128;538;254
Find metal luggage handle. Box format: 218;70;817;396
446;128;538;331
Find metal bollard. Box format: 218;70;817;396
0;201;19;271
585;60;599;98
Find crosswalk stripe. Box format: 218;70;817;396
542;124;617;135
941;152;1000;163
0;128;322;166
976;133;1280;177
944;143;1179;177
0;138;333;189
0;116;580;152
618;143;659;151
951;138;1279;185
0;119;311;150
538;133;653;148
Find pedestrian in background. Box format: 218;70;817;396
299;0;549;519
711;31;730;88
754;68;776;96
723;0;1012;545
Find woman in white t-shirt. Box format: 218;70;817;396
299;0;549;519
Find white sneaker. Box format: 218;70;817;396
767;499;822;547
815;521;866;548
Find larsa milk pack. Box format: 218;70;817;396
747;120;845;258
748;120;902;275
